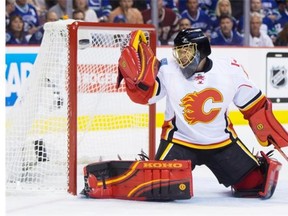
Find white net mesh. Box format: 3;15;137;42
6;20;155;193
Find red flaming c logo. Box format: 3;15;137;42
180;88;223;125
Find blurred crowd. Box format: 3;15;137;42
5;0;288;46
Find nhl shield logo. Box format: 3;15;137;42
270;66;287;88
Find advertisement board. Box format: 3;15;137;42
6;47;38;106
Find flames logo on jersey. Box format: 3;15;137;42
180;88;223;125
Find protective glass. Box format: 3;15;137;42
172;43;197;68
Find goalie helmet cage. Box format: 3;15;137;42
6;20;157;195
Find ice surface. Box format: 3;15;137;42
6;125;288;216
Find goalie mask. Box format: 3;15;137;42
173;28;211;79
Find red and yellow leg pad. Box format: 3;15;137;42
258;151;282;199
232;151;282;199
81;160;193;201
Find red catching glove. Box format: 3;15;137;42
117;30;159;104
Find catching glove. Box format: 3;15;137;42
117;30;159;104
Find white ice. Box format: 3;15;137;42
5;125;288;216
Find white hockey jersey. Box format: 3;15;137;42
148;56;265;149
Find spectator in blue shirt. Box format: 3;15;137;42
88;0;112;22
199;0;218;15
10;0;40;36
210;14;244;46
262;0;278;11
273;0;288;31
210;0;239;34
6;14;28;45
176;0;217;15
181;0;213;37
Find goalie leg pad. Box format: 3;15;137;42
231;151;282;199
248;99;288;147
231;168;264;198
258;151;282;199
81;160;193;201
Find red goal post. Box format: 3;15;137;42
68;21;157;195
6;20;157;195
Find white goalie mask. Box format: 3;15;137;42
173;28;211;79
172;43;201;79
172;43;197;68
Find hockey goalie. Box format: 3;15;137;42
82;28;288;200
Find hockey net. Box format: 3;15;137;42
6;20;157;195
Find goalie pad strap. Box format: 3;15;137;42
248;99;288;147
82;160;193;201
